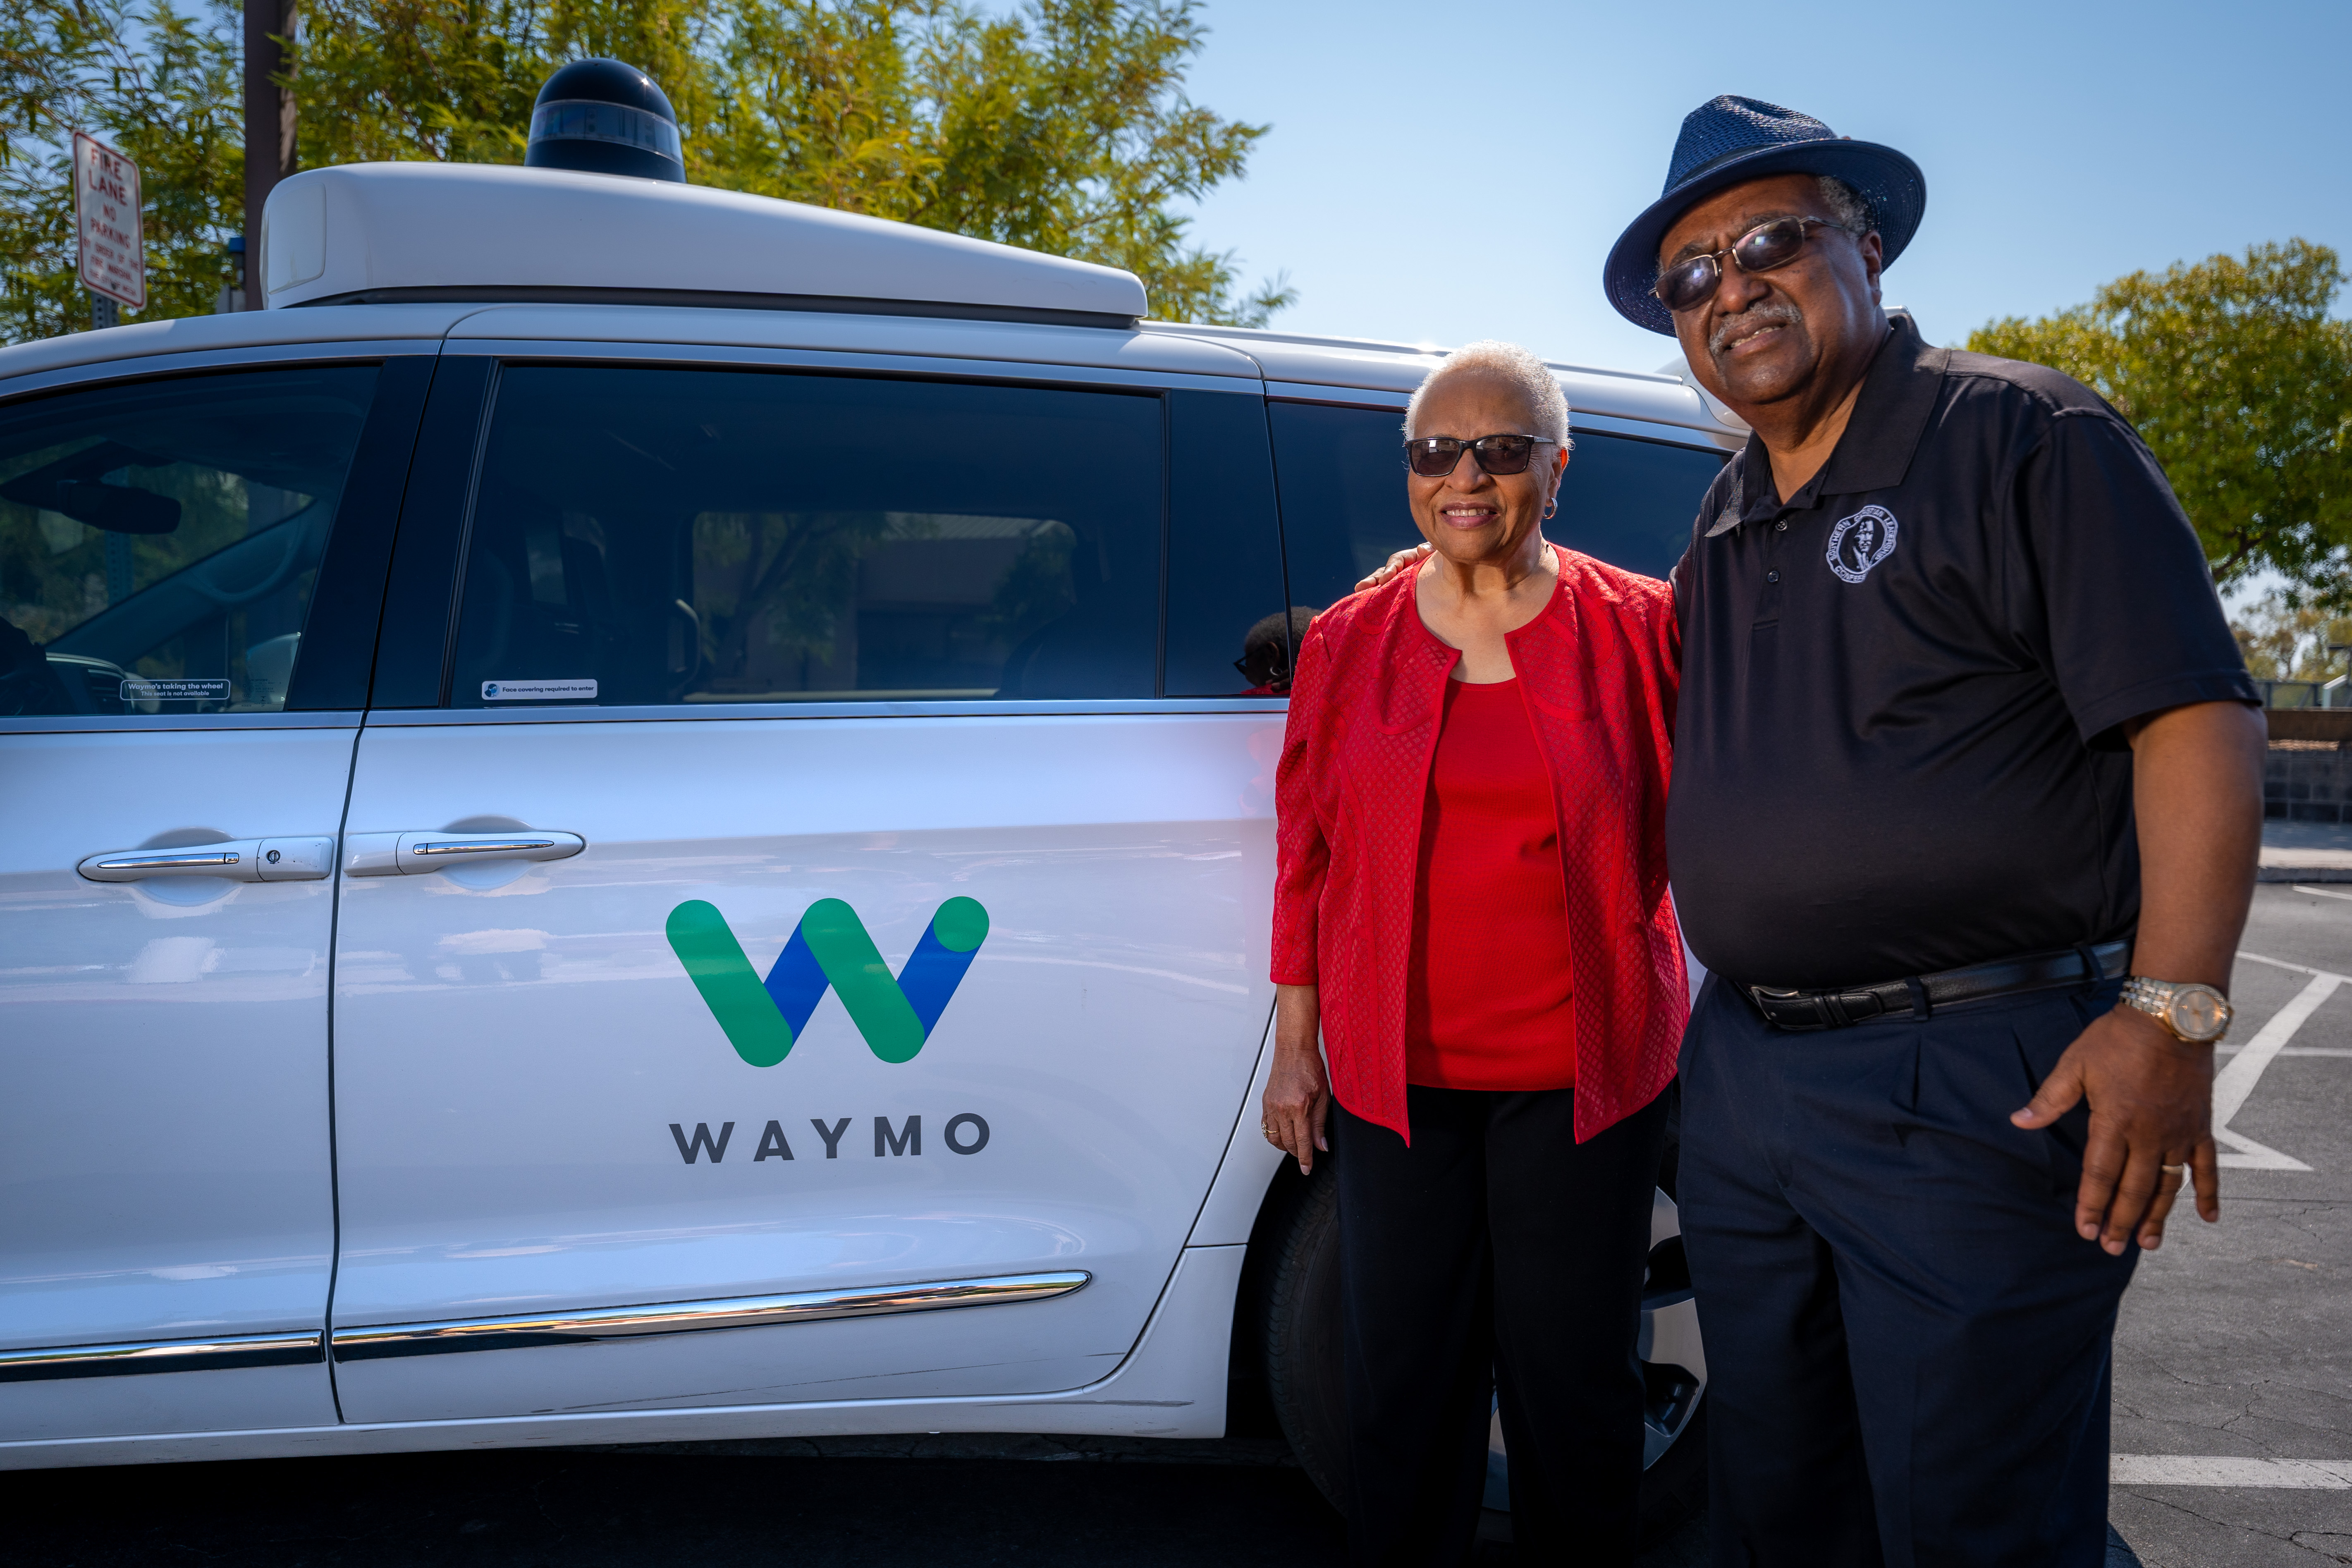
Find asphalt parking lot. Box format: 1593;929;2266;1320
0;1435;1356;1568
0;1433;1711;1568
2108;882;2352;1566
4;884;2344;1567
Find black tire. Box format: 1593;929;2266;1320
1255;1157;1707;1545
1258;1158;1351;1509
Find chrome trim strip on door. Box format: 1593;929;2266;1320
0;1331;324;1383
330;1271;1092;1362
0;710;366;737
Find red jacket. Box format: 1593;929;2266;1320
1272;548;1687;1145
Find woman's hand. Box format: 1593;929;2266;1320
1262;983;1331;1174
1353;542;1434;593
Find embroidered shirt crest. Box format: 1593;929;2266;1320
1826;505;1899;583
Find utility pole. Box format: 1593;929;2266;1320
241;0;297;311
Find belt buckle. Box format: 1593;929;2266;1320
1748;985;1830;1031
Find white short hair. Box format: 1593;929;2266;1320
1817;175;1873;234
1404;339;1573;451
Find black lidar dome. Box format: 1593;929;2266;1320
526;58;685;183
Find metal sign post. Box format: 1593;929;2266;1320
72;131;146;328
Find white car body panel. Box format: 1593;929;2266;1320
326;711;1277;1422
1184;1013;1287;1248
0;725;351;1438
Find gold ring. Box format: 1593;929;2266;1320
2162;1163;2186;1175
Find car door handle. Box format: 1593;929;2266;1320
79;837;335;884
342;830;587;877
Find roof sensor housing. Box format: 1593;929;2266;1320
525;59;684;183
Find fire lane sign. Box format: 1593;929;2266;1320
73;131;146;312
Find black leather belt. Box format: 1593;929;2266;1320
1744;940;2131;1031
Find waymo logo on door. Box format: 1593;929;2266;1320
665;897;990;1066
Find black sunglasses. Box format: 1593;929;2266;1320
1402;433;1556;478
1652;215;1846;315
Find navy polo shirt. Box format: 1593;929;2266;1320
1666;312;2256;990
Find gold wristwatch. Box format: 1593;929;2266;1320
2119;977;2233;1044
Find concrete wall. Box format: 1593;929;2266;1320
2267;709;2352;744
2267;741;2352;822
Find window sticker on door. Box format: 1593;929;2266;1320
665;897;990;1067
120;677;232;702
481;678;598;701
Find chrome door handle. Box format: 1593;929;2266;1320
79;837;335;883
342;830;586;877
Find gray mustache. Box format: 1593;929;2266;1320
1709;302;1804;357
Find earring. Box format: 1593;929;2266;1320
1542;499;1558;520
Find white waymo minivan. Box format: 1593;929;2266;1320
0;161;1740;1526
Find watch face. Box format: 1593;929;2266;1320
2168;987;2231;1042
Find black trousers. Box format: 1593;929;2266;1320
1331;1083;1669;1568
1678;974;2139;1568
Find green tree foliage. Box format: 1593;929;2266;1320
2;0;1292;343
1970;241;2352;606
2231;591;2352;684
2;0;246;340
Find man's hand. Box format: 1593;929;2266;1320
2010;698;2261;1254
1263;983;1331;1174
1353;543;1433;594
2012;1005;2220;1253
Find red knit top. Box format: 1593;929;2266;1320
1406;674;1578;1090
1271;547;1686;1145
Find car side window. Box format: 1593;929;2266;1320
1267;400;1729;615
0;366;379;718
1162;389;1290;698
1550;428;1733;580
447;366;1163;707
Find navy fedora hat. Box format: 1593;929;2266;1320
1604;95;1926;335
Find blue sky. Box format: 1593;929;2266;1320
1170;0;2352;375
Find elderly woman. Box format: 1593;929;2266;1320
1263;341;1687;1565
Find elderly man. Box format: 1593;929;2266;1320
1608;97;2266;1566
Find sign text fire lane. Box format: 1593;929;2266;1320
73;131;146;312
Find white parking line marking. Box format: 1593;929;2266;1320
2209;954;2336;1172
2213;1125;2312;1169
2292;885;2352;901
2238;952;2352;983
2111;1455;2352;1489
2215;971;2337;1126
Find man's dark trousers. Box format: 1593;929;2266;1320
1679;973;2138;1568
